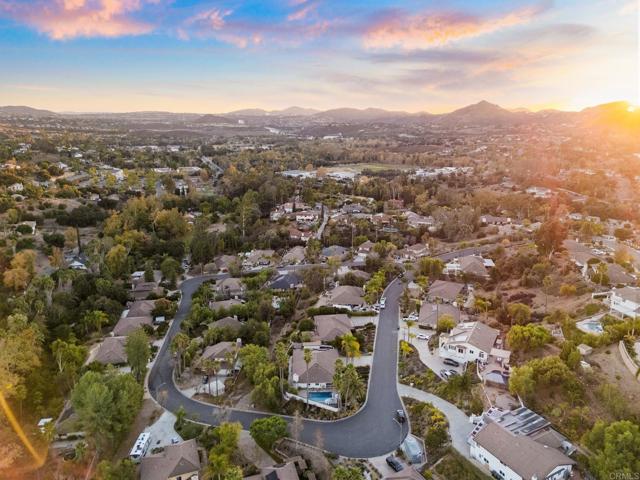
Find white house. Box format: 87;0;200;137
470;422;575;480
438;322;499;364
607;286;640;318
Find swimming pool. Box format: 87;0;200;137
308;391;335;403
576;319;604;335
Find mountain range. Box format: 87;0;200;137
1;100;638;131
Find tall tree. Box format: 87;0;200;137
125;329;150;383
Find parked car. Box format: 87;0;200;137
439;369;452;379
416;333;430;340
386;456;404;472
443;358;460;367
395;409;406;423
380;297;387;307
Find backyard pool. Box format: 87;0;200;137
576;318;604;335
308;391;336;403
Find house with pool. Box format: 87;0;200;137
605;286;640;319
289;347;339;407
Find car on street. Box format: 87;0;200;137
416;333;430;340
395;409;406;423
380;297;386;307
443;358;460;367
386;456;404;472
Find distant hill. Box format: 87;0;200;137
194;114;237;124
438;100;523;125
274;106;320;116
227;108;270;117
311;107;410;123
0;105;57;117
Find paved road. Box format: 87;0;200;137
148;275;409;458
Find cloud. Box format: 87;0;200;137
287;2;318;21
0;0;156;39
362;2;550;50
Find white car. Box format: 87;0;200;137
416;333;431;341
380;297;387;307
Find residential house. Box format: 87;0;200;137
322;245;349;260
282;246;306;265
444;255;494;279
244;458;307;480
418;302;462;329
606;286;640;318
290;348;339;389
593;262;635;285
140;439;201;480
215;255;238;273
269;272;304;291
209;299;243;313
242;250;275;269
215;277;245;298
395;243;429;262
404;211;435;229
470;422;575;480
199;340;240;372
313;314;353;342
357;240;375;255
113;314;153;336
132;281;162;300
525;186;553;198
480;215;511;225
427;280;466;304
127;300;157;318
91;337;128;365
295;210;320;225
209;316;243;333
288;227;313;243
323;285;367;311
438;322;499;364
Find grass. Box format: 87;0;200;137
431;449;493;480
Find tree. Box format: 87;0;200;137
364;269;386;304
509;356;581;405
238;190;260;238
105;244;129;279
585;420;640;479
507;303;531;325
404;319;417;341
274;342;289;398
340;333;361;363
542;275;553;313
125;329;150;383
507;324;552;352
535;217;567;258
592;262;609;286
153;208;189;240
333;466;364;480
304;348;312;406
418;257;444;278
3;249;36;291
171;332;191;377
436;314;455;333
201;358;221;396
51;339;87;389
0;313;43;399
72;370;143;454
160;256;181;286
474;297;490;319
96;459;137;480
249;416;288;450
559;284;577;296
212;421;241;456
82;310;109;335
333;362;365;409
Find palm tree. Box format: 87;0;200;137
404;319;417;342
274;342;289;398
171;332;190;377
303;348;312;407
200;358;220;396
338;364;365;409
340;334;361;363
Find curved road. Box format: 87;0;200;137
148;274;409;458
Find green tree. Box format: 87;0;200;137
153;208;189;240
340;333;361;363
333;465;365;480
0;313;43;400
96;459;137;480
72;370;143;454
304;348;312;406
238;190;260;238
364;269;386;304
249;416;288;450
171;332;191;377
51;339;87;389
274;342;289;398
201;358;221;396
535;217;567;258
584;420;640;479
82;310;109;335
418;257;444;278
125;328;150;383
436;314;455;333
507;324;552;352
507;303;531;325
160;256;181;286
105;244;129;279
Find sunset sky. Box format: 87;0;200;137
0;0;638;113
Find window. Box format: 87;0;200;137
469;350;474;354
479;352;485;358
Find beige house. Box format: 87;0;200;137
140;439;201;480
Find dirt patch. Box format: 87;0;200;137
588;347;640;415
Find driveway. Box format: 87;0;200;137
398;384;473;459
399;329;463;379
148;275;410;458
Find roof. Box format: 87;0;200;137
140;439;201;480
269;272;304;291
418;302;461;328
260;462;300;480
474;422;575;479
93;337;127;365
605;263;635;285
613;286;640;304
126;300;156;318
314;314;352;341
216;277;244;292
328;285;366;306
211;316;243;331
291;348;339;384
201;341;237;362
282;246;306;263
443;322;498;353
428;280;465;302
133;281;158;292
459;256;489;277
322;245;348;257
113;315;153;336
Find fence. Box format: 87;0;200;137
618;341;640;381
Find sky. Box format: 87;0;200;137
0;0;638;113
